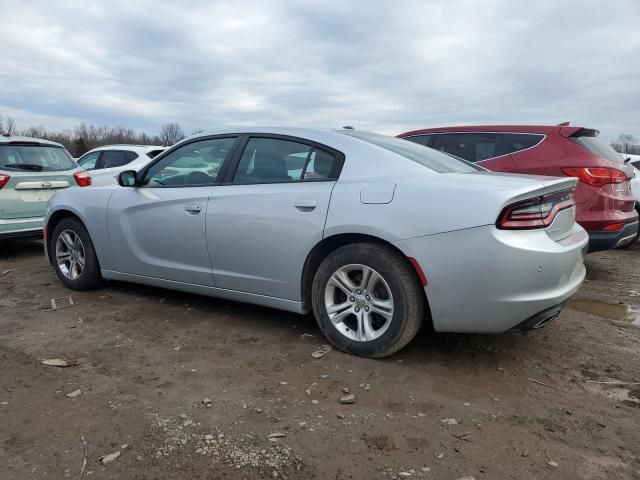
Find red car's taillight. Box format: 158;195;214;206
497;189;575;230
0;174;10;189
561;167;626;187
73;170;92;187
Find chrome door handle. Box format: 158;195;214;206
294;200;317;212
184;204;202;214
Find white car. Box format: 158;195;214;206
624;153;640;205
76;145;165;186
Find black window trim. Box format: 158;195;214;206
221;133;346;186
136;134;242;188
404;131;546;163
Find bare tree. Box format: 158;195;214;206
0;115;4;135
158;123;185;146
4;117;16;135
611;134;640;155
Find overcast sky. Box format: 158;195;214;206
0;0;638;140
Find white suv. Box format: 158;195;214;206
76;145;165;186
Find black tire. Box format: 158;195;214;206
311;243;425;358
51;217;102;290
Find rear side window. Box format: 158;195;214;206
0;145;76;172
433;133;501;163
340;130;480;173
570;132;624;163
102;150;138;168
498;133;544;154
233;138;339;184
77;151;100;170
404;134;433;147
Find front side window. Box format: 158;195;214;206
144;137;237;187
0;145;76;172
433;133;501;163
77;151;100;170
102;150;138;168
233;138;338;184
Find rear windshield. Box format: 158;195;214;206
339;130;481;173
0;144;76;172
570;133;623;163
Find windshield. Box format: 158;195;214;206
339;130;482;173
570;134;623;163
0;144;76;172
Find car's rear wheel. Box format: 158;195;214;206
311;243;424;358
51;218;102;290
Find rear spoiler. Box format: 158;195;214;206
559;126;599;138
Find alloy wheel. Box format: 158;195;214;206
324;264;394;342
55;229;86;280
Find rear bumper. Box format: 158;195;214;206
394;223;588;333
587;220;639;252
0;217;44;240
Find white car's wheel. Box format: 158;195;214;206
312;243;425;358
51;218;102;290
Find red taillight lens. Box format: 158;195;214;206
603;223;625;231
497;189;575;230
562;167;627;187
0;174;10;189
73;170;92;187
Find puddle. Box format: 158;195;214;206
567;299;637;323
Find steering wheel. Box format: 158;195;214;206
185;171;214;185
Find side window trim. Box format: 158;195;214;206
136;135;241;188
221;134;345;186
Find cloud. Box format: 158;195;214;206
0;0;638;140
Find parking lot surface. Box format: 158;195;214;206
1;239;639;479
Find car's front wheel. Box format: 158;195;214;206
51;217;102;290
311;243;425;358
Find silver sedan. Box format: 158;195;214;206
44;128;588;357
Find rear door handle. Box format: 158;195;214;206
294;200;317;212
184;204;202;214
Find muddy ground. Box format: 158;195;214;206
0;239;639;480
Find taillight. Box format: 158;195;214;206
562;167;626;187
497;189;575;230
0;174;10;189
73;170;92;187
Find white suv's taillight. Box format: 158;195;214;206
73;170;92;187
0;174;10;189
497;189;575;230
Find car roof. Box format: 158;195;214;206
184;126;371;149
84;144;165;154
399;125;587;137
0;135;65;148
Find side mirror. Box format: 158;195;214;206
118;170;138;187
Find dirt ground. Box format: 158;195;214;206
0;239;639;480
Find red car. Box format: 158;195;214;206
398;124;638;252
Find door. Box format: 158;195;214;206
106;136;238;285
207;136;343;300
431;132;518;171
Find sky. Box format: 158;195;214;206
0;0;639;141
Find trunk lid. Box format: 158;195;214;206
0;170;76;219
